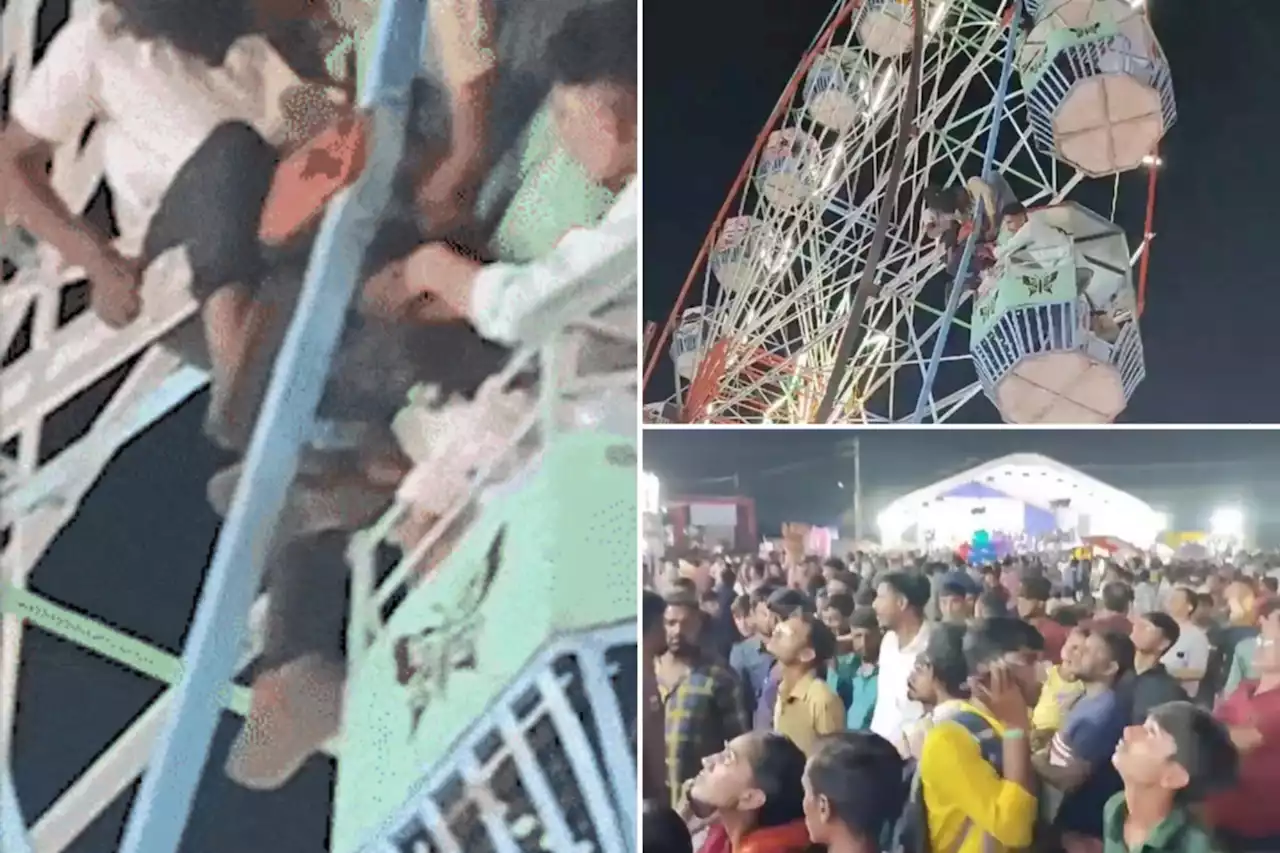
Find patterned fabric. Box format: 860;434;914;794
661;661;749;807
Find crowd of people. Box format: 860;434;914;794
642;550;1280;853
1;0;636;789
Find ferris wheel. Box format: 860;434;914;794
0;0;637;851
643;0;1174;424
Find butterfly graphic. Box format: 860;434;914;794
393;526;508;735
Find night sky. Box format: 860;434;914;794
643;0;1280;423
13;397;334;852
643;428;1280;544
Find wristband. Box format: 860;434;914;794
1002;728;1026;740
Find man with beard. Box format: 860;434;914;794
1037;629;1134;851
767;613;845;755
869;572;932;748
658;592;749;807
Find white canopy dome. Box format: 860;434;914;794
878;452;1163;547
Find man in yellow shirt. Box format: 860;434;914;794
916;618;1041;853
767;613;846;755
1031;625;1087;749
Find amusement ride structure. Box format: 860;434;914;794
643;0;1173;424
0;1;637;851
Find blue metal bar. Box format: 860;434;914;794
909;0;1023;424
114;3;428;851
0;763;34;853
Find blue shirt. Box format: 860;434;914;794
826;654;879;730
729;636;774;720
1054;688;1127;837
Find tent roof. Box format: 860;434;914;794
883;452;1153;521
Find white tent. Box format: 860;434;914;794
877;453;1164;548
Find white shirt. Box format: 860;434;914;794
11;4;294;255
1161;621;1210;697
469;179;637;346
995;214;1072;272
869;622;932;746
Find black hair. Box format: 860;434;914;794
923;623;970;696
747;733;810;830
670;577;697;596
939;578;972;598
963;616;1034;670
1147;701;1240;804
1101;581;1134;614
1263;577;1279;595
1020;574;1053;602
802;614;838;666
546;0;637;88
832;570;862;593
824;556;848;573
643;591;666;634
880;571;930;611
850;607;880;632
999;200;1027;218
976;590;1010;618
825;592;856;619
1142;611;1181;653
806;732;907;842
855;586;877;607
751;583;780;608
700;588;719;604
663;591;700;612
767;588;811;620
642;799;692;853
731;594;753;617
922;185;967;215
106;0;254;66
1052;606;1084;627
806;574;827;599
1095;629;1136;681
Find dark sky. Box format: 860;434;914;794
643;0;1280;423
643;429;1280;543
14;397;333;852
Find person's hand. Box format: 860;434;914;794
972;662;1030;730
403;242;482;315
86;250;143;328
360;257;413;319
416;155;481;231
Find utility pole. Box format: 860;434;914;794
853;437;863;542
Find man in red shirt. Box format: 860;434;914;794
1018;575;1069;664
1207;598;1280;850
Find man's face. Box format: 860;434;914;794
849;625;879;658
733;611;754;640
1130;617;1168;656
551;82;635;184
939;594;970;623
754;602;778;638
1059;629;1086;680
906;655;935;704
1075;633;1116;683
1167;589;1193;621
1015;596;1040;619
873;583;903;628
1112;718;1185;792
820;607;847;638
689;734;763;810
1002;213;1028;235
702;598;722;619
664;604;701;654
767;615;814;667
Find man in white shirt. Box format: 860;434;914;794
360;0;637;346
869;571;933;753
1162;586;1211;697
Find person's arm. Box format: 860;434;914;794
464;184;636;344
1035;719;1104;792
1223;638;1256;695
919;723;1037;849
813;688;847;736
0;11;114;275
